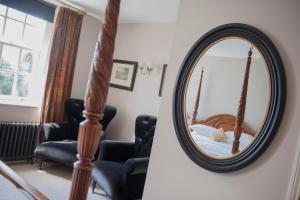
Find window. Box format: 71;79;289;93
0;4;51;107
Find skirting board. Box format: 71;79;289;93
286;132;300;200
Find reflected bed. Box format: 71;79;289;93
189;120;254;157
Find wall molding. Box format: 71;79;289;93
44;0;104;22
286;132;300;200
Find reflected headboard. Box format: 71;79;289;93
193;114;256;136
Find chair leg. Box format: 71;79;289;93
38;157;44;170
30;157;34;164
92;179;97;194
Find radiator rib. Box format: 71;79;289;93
0;122;39;162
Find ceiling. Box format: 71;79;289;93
64;0;180;23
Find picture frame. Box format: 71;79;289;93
110;59;138;91
159;64;167;96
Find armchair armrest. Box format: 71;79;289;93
98;140;135;162
41;122;71;142
122;157;149;199
123;157;149;175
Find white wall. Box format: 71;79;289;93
71;15;102;99
0;104;40;122
71;21;175;141
144;0;300;200
105;23;175;141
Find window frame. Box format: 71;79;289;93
0;5;53;107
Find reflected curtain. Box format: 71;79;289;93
40;7;83;123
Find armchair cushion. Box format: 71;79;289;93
99;140;135;162
35;140;77;166
122;157;149;176
41;122;70;142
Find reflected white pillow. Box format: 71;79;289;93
212;128;227;142
189;124;217;138
225;131;254;148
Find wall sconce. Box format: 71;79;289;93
139;61;153;75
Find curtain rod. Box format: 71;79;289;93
43;0;86;15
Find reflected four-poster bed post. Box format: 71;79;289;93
69;0;121;199
232;47;253;154
192;67;204;124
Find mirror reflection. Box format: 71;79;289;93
185;38;270;159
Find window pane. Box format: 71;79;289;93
26;15;46;28
0;5;7;16
0;45;20;70
23;25;45;48
16;75;29;97
7;8;26;22
4;19;23;42
20;50;33;73
0;72;14;95
0;16;4;35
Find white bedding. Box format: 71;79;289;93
189;124;254;157
0;174;34;200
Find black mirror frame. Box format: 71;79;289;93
173;23;286;172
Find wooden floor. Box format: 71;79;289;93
9;162;109;200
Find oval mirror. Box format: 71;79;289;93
173;24;286;172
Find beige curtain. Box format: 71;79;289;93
40;7;83;123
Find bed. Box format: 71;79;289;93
189;47;256;156
189;114;255;157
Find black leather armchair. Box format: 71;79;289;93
35;98;117;168
92;115;157;200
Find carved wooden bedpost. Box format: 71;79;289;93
69;0;120;199
232;47;253;154
192;67;204;124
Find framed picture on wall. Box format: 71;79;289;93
110;59;138;91
159;64;167;96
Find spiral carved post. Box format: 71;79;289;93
69;0;120;199
232;47;253;154
192;67;204;124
